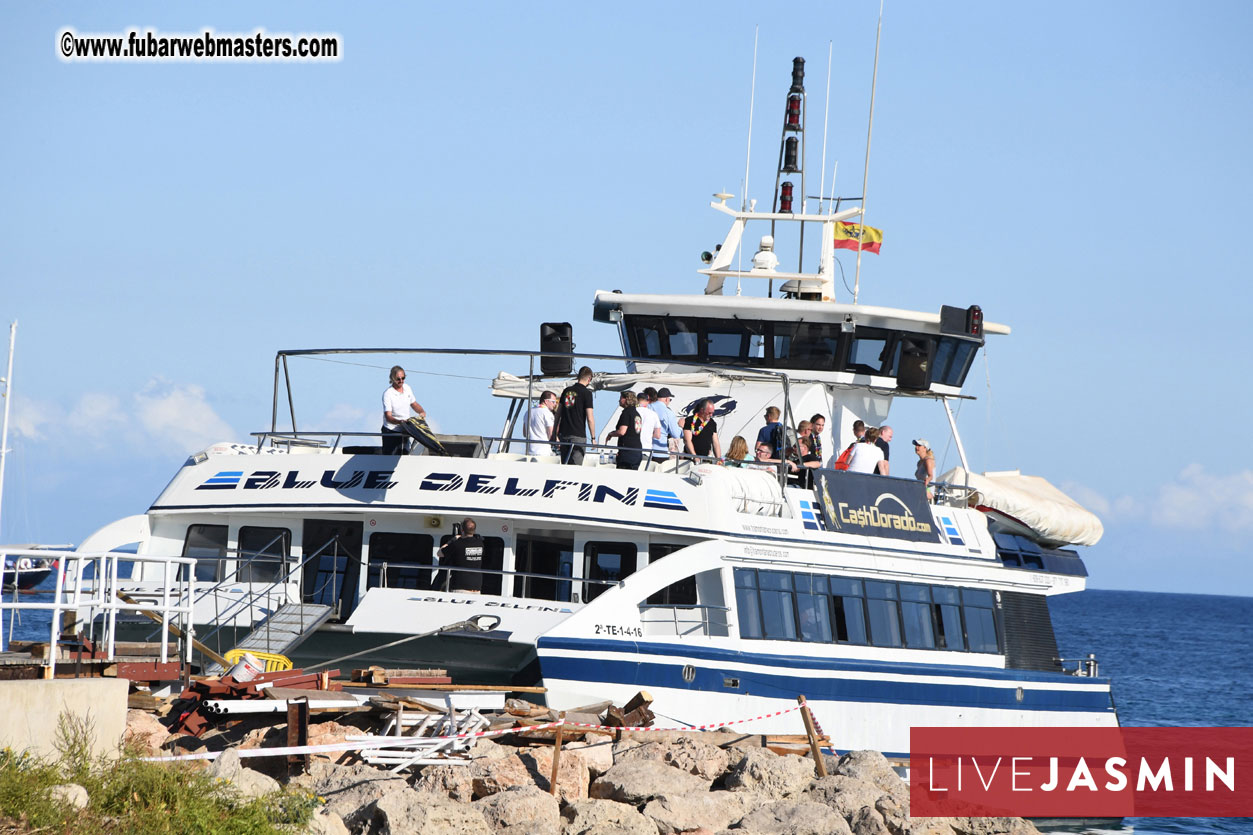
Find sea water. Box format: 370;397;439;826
5;581;1251;831
1052;589;1253;834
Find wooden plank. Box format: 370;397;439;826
115;591;230;668
340;682;546;693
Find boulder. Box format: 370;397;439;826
900;821;954;835
949;818;1040;835
518;746;591;803
561;798;656;835
288;760;409;830
733;799;849;835
48;783;89;810
413;762;477;802
615;735;730;780
123;710;171;756
805;774;888;823
830;751;905;799
301;807;351;835
723;747;815;798
641;790;755;834
470;737;513;761
371;787;491;834
589;759;711;805
563;739;614;778
850;805;891;835
471;752;534;798
473;785;561;833
208;748;280;799
306;721;360;765
873;794;908;834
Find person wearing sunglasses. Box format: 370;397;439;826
382;366;427;454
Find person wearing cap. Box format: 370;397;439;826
913;438;936;489
647;386;683;463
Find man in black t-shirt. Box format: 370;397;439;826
554;366;596;466
682;398;722;460
875;425;893;476
438;517;485;593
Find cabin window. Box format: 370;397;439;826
963;588;1000;653
847;330;891;375
368;533;434;590
933;337;979;387
931;586;965;650
514;535;573;602
757;571;797;640
182;524;227;582
829;577;868;644
237;526;291;583
899;583;936;649
646;543;697;605
583;542;638;602
794;573;832;643
734;568;764;639
865;581;903;648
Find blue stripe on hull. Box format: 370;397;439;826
537;636;1111;686
536;641;1114;713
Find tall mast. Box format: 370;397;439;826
770;57;807;293
0;322;15;544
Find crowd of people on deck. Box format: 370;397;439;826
383;364;937;490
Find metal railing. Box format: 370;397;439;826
0;546;195;676
639;603;731;637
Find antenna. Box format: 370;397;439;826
818;40;833;212
770;56;807;289
0;321;15;546
741;26;759;214
853;0;884;305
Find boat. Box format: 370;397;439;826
1;549;58;592
50;56;1116;758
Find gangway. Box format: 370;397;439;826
204;602;333;675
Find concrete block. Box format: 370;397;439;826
0;678;129;760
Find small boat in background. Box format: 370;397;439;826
2;547;61;592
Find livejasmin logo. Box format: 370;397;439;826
911;727;1253;818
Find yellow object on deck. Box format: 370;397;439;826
223;649;292;672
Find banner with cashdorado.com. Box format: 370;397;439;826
910;727;1253;818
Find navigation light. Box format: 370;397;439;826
779;181;794;213
784;137;799;173
786;94;802;131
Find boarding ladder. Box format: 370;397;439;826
203;602;333;675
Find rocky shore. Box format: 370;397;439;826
127;711;1040;835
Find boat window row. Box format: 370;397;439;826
623;315;978;386
180;523;692;616
733;568;1000;654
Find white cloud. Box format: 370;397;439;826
133;379;236;454
8;395;53;440
318;403;375;435
1150;464;1253;533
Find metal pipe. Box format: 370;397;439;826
941;396;970;473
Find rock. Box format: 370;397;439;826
905;820;956;835
413;763;477;802
208;748;280;798
48;783;89;810
470;737;513;761
734;799;849;835
518;746;591;803
589;759;711;805
641;790;755;834
473;785;561;833
850;805;891;835
371;787;491;834
830;751;905;799
123;709;170;756
306;721;360;765
615;735;730;780
471;752;533;798
949;818;1040;835
561;798;656;835
874;794;908;834
288;760;409;830
564;739;614;778
805;774;888;823
301;807;351;835
723;747;815;798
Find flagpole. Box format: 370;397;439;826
854;0;884;305
0;321;15;546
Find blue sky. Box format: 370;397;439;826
2;2;1250;595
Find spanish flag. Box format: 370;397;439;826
833;221;884;254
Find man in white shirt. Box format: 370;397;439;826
635;390;662;467
382;365;427;454
524;390;558;456
848;427;887;475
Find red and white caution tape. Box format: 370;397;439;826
142;704;803;763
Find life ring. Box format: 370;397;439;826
16;558;32;571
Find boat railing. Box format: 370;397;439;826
639;603;731;637
931;479;975;508
1059;653;1101;678
0;546;195;676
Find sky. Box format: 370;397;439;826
1;2;1251;595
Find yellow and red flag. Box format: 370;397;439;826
833;221;883;254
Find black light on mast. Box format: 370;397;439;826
770;57;807;293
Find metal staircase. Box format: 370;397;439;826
204;602;333;674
